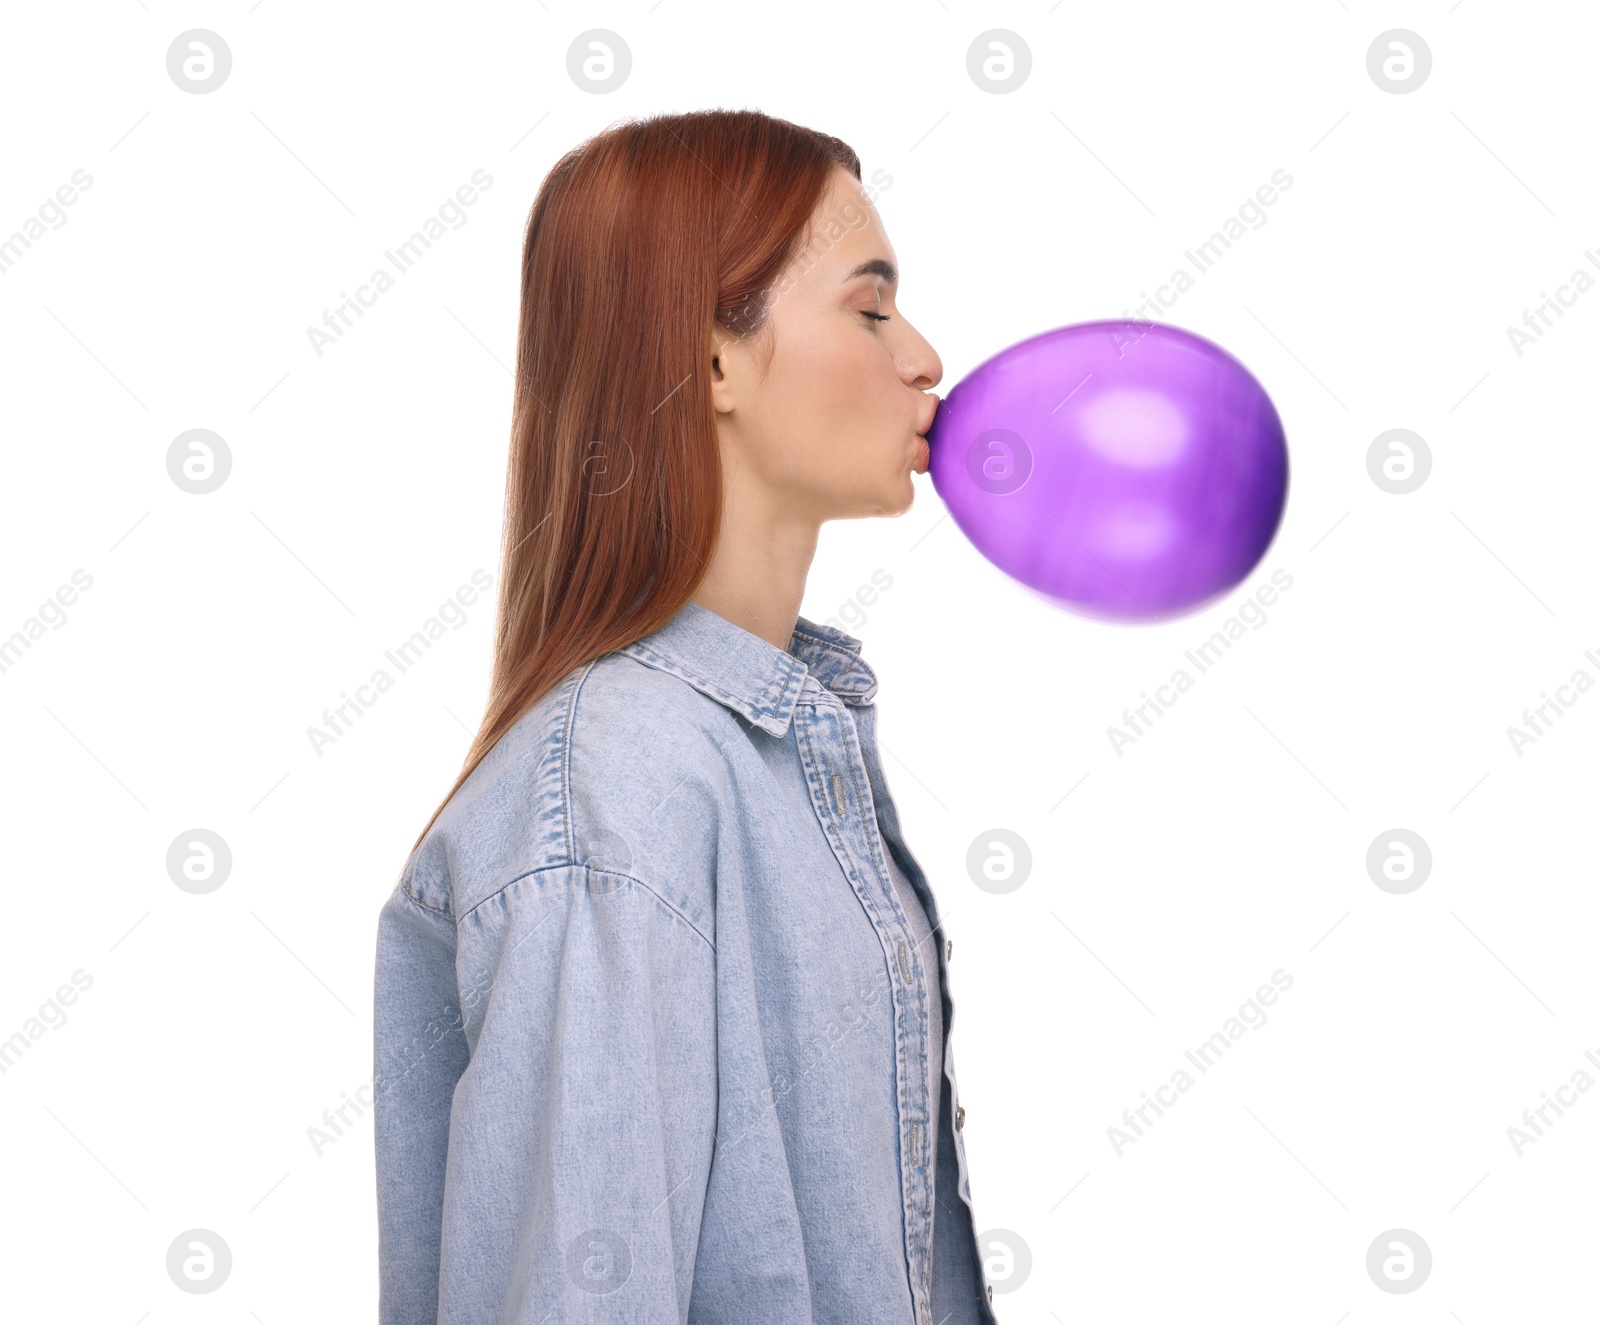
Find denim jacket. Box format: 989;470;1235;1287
373;598;999;1324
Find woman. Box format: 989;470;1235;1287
373;108;997;1325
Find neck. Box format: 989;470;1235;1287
691;485;819;651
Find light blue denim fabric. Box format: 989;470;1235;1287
373;598;998;1325
885;846;943;1148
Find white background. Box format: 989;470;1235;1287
2;1;1596;1320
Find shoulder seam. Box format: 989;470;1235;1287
458;862;716;952
561;655;607;864
548;653;719;951
398;878;455;919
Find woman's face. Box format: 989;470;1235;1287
709;166;944;523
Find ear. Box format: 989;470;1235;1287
708;328;737;415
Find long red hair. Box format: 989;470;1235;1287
411;110;861;851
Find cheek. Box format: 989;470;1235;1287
802;332;897;426
760;337;862;448
792;321;868;385
754;316;903;481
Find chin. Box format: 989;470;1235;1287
837;466;916;519
888;472;917;516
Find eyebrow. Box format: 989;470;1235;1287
842;258;897;285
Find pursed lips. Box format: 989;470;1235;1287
912;393;940;474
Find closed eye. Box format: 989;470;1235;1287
860;311;892;324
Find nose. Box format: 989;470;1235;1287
907;353;942;394
899;322;943;394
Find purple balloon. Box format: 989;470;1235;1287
927;320;1289;624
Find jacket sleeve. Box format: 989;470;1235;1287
374;863;719;1325
373;878;470;1324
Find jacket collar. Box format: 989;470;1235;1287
618;597;879;738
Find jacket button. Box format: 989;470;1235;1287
946;937;953;962
987;1283;993;1304
954;1105;965;1130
